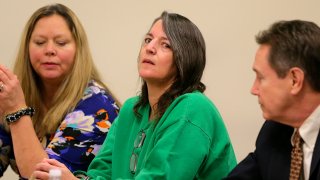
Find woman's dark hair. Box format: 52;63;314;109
134;11;206;122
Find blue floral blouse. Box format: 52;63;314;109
0;80;119;177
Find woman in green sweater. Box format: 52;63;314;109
32;11;236;180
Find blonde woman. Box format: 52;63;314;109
0;3;119;179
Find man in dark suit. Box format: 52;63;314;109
225;20;320;180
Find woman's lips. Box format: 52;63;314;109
142;59;155;65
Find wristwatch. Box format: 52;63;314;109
5;107;35;124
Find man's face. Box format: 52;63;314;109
251;45;294;123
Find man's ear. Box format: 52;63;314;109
289;67;304;94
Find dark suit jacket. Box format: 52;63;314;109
225;120;320;180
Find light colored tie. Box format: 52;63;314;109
289;131;304;180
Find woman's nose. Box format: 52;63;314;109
45;43;56;56
145;41;156;55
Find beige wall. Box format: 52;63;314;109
1;0;320;178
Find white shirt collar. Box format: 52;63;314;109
298;105;320;149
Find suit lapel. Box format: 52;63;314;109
310;131;320;178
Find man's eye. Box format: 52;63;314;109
257;74;263;80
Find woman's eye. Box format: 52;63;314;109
144;37;152;44
56;41;67;46
162;42;171;49
35;41;45;45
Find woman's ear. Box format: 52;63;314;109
289;67;304;94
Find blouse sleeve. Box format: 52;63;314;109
0;126;12;177
45;91;119;172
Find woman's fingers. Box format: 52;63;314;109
0;65;27;113
44;158;66;168
34;158;75;180
0;65;11;84
32;170;50;180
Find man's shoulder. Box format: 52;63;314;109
256;120;294;149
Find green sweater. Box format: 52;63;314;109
85;91;236;179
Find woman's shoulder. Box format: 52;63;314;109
174;91;216;110
84;80;106;96
79;80;119;110
82;80;116;101
167;91;223;125
121;96;139;108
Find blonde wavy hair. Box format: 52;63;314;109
8;3;117;138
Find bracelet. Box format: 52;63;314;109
5;107;35;124
74;171;90;180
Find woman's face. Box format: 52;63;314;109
138;19;177;87
29;14;76;85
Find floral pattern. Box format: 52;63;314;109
0;80;119;176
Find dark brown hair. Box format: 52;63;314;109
134;11;206;122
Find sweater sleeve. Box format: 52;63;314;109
85;116;118;180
